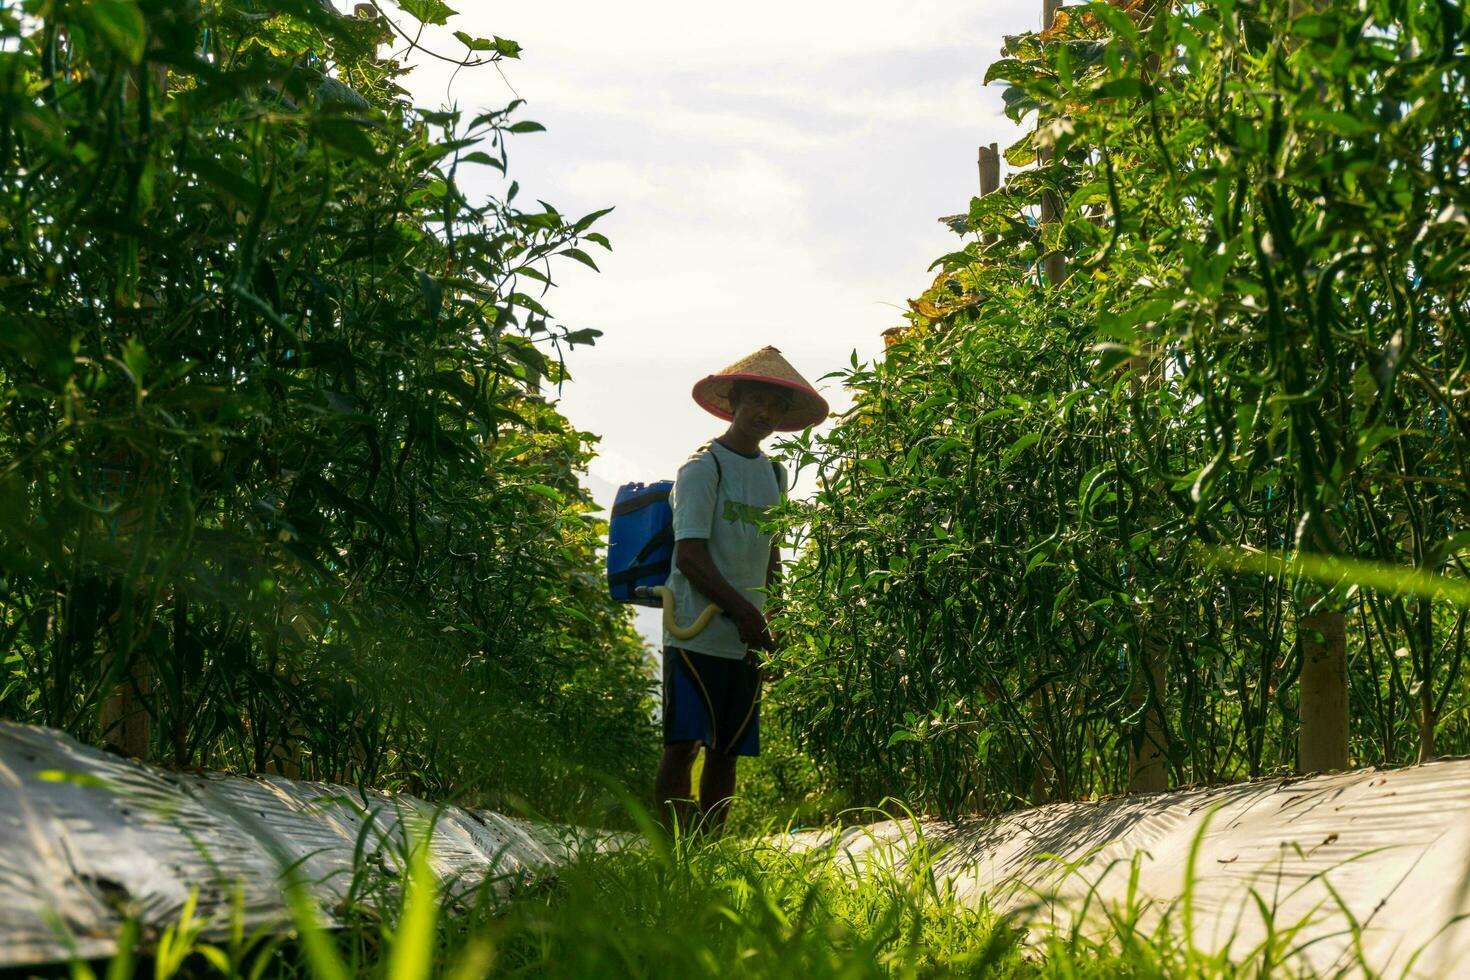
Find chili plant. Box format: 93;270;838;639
773;0;1470;816
0;0;654;822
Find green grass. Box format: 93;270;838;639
61;808;1388;980
479;828;1022;978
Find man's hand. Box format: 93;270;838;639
731;601;774;654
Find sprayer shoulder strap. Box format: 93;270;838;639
699;442;783;498
699;440;723;489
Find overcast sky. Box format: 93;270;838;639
390;3;1031;645
392;2;1030;495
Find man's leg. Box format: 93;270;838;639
699;751;739;832
655;740;701;833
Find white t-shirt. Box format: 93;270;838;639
662;440;787;660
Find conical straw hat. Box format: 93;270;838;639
692;346;829;431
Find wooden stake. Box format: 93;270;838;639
978;143;1000;245
1128;617;1169;793
1284;0;1347;776
100;57;172;763
1039;0;1068;287
99;653;153;759
1415;600;1439;763
1298;608;1349;772
1126;354;1170;795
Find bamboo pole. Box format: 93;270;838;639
98;448;154;761
978;143;1000;245
1286;0;1349;776
1298;607;1349;772
1039;0;1067;287
1124;343;1170;793
1127;603;1169;793
1121;0;1169;792
1027;0;1070;804
1415;600;1444;763
99;43;174;762
1025;0;1076;804
1043;0;1064;35
963;140;1002;806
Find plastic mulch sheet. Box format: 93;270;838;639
786;761;1470;977
0;721;620;969
4;718;1468;974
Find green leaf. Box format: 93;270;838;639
459;150;504;170
85;0;146;63
385;836;438;980
1003;131;1037;167
1002;432;1042;466
1431;531;1470;566
151;384;230;412
453;30;495;51
184;156;262;208
417;271;443;320
1208;546;1470;610
315;77;371;111
1090;342;1138;375
1000;85;1042;122
1354;426;1413;459
1296;108;1371;136
507;120;546;134
507;292;551;317
563;328;602;347
313;118;379;159
1086;2;1141;43
559;248;599;272
397;0;456;26
1091;77;1143;100
984;58;1034;86
120;336;150;383
574;206;615;232
1291;13;1336;38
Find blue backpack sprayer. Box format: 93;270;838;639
605;446;779;640
605;477;717;639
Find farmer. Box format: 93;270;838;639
654;346;828;832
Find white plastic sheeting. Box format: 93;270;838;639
5;718;1470;974
787;759;1470;977
0;720;619;969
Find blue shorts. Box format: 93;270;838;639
663;647;761;757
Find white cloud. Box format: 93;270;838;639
382;0;1033;502
503;74;843;151
706;73;999;129
398;1;1011;73
559;160;656;203
563;152;806;227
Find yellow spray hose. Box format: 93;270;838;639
641;585;722;641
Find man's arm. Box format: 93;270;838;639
675;538;773;652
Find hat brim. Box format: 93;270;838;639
692;373;829;431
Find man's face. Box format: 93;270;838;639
730;384;792;439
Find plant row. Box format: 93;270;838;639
0;0;654;820
772;0;1470;814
